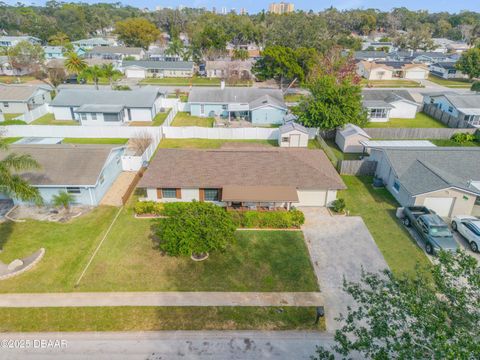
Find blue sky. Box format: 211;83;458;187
5;0;480;13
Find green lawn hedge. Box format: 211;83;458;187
229;210;305;229
134;201;164;215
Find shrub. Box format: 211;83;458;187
134;201;164;215
229;209;305;229
451;132;476;143
471;81;480;92
157;201;236;256
331;198;346;213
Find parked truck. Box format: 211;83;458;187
402;206;458;255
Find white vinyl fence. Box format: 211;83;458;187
121;129;163;171
13;104;50;124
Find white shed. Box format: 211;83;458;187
278;122;309;148
335;124;371;153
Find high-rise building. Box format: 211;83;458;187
240;8;248;15
268;2;294;14
221;7;228;15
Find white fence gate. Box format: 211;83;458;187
13;104;50;124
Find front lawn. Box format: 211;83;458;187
339;176;430;277
30;113;79;126
159;138;277;149
170;112;214;127
0;306;324;331
62;138;128;145
428;75;472;88
365;112;447;128
0;76;35;84
361;79;423;88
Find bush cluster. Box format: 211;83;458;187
134;201;164;215
331;198;346;213
229;209;305;229
451;132;476;143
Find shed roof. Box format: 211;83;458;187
279;122;309;134
339;124;371;139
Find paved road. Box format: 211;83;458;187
0;331;339;360
300;208;389;331
0;292;323;308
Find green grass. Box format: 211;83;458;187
0;119;27;125
284;93;305;102
0;306;325;331
361;79;423;88
159;138;278;149
2;137;22;144
430;139;480;147
128;110;171;126
428;75;472;88
339;176;430;277
30;113;79;126
0;76;35;84
323;138;364;160
365;112;447;128
168;93;188;102
0;204;317;292
62;138;128;145
3;113;22;121
171;112;214;127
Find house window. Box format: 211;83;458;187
448;106;454;113
91;113;97;120
99;175;105;185
162;188;177;198
222;105;227;110
3;102;9;108
204;189;220;201
80;113;87;121
66;187;81;194
282;136;289;143
393;180;400;193
200;104;205;115
369;108;388;119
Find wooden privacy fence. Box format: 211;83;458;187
423;103;471;128
363;127;477;140
338;159;377;176
121;167;146;205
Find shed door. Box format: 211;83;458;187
423;197;454;217
290;134;300;147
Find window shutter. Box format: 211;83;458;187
218;188;223;201
176;188;182;199
199;189;204;201
156;188;162;199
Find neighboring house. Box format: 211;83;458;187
278;122;309;148
357;61;429;80
0;56;30;76
387;51;451;64
122;60;194;78
369;147;480;217
43;46;65;60
362;41;395;52
138;147;346;208
71;37;116;50
49;87;166;125
353;51;388;62
205;60;253;79
187;87;288;125
432;38;454;53
423;92;480;128
0;35;41;47
362;90;419;122
429;62;468;80
447;42;471;53
0;144;125;206
87;46;145;60
335;124;371;153
0;84;52;115
147;47;183;62
226;43;261;58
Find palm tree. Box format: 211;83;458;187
82;65;103;90
0;137;42;203
52;191;75;212
101;63;119;89
64;52;87;75
165;38;184;60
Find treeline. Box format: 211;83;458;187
1;2;479;50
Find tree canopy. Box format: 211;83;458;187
7;41;44;73
456;47;480;79
114;18;160;49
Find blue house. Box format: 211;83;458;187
43;46;65;60
423;92;480;128
187;87;288;125
0;144;125;206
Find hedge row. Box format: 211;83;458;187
134;201;164;215
229;209;305;229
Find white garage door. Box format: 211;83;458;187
423;197;454;217
126;69;146;78
405;71;426;80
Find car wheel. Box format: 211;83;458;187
471;242;479;253
452;221;457;231
403;217;411;227
426;243;434;255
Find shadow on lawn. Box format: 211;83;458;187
0;220;14;252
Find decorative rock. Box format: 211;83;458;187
7;259;24;271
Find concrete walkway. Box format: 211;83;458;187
0;292;323;308
300;208;389;331
100;172;137;206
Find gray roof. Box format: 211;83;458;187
188;88;286;109
431;62;458;70
122;60;194;70
375;61;413;69
354;51;388;59
362;90;417;108
0;84;50;102
50;87;163;108
440;93;480;110
382;147;480;196
279;122;308;134
89;46;143;55
339;124;371;139
0;144;122;186
75;104;125;113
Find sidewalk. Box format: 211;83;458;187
0;292;323;307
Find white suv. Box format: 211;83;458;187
451;215;480;253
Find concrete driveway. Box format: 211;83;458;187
300;208;389;331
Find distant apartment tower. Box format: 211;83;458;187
221;7;228;15
268;2;294;14
240;8;248;15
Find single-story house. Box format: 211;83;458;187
122;60;194;78
369;147;480;217
0;35;41;48
49;87;166;125
357;61;429;80
87;46;145;60
429;62;468;80
387;51;452;64
71;37;116;50
0;84;52;115
43;46;65;60
138;147;346;208
353;51;388;62
187;87;288;125
0;144;125;206
205;60;253;80
278;122;309;147
362;41;395;52
423;92;480;128
335;124;371;153
147;47;184;62
226;43;261;58
362;90;419;122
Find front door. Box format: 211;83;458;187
290;134;300;147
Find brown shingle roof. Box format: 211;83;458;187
139;148;346;190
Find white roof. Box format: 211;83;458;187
361;140;437;148
339;124;371;139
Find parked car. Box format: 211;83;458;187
451;215;480;252
63;75;85;84
403;206;458;255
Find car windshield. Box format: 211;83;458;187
429;226;451;237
